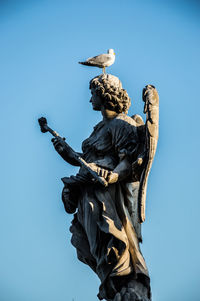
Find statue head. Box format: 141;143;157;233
89;74;131;114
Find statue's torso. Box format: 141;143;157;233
82;114;139;170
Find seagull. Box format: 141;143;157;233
79;49;115;74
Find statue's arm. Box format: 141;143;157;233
107;157;131;183
87;157;132;185
52;137;82;166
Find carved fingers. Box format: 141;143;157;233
87;163;119;184
97;169;119;184
95;168;119;184
97;167;109;179
88;163;109;179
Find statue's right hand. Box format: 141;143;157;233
51;137;65;154
51;137;80;166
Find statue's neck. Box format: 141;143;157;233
101;107;118;121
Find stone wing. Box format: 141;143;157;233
137;86;159;223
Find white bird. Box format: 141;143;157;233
79;49;115;74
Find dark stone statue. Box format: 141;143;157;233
40;74;159;301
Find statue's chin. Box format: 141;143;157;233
92;106;101;111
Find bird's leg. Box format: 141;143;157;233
102;67;106;74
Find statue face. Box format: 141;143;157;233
90;87;102;111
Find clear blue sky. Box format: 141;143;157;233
1;1;200;300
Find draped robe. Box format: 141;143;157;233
62;114;149;300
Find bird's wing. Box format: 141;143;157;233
85;54;112;67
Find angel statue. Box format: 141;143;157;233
50;74;159;301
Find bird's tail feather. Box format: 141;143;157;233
79;61;97;67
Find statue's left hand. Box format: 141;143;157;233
87;163;119;184
107;171;119;184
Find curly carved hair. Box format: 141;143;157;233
89;74;131;114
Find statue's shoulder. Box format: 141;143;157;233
108;114;139;140
93;120;105;131
131;114;145;126
110;114;145;142
111;113;145;128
